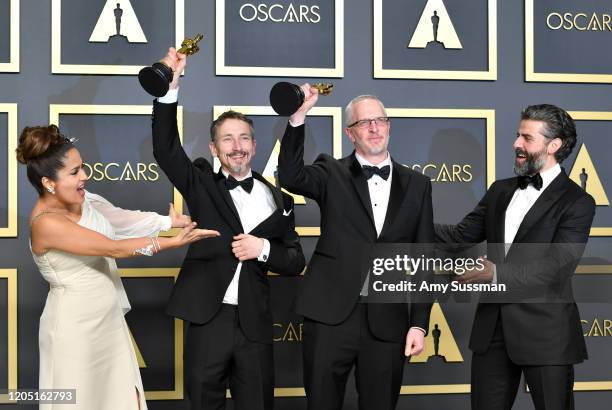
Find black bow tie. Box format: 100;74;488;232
362;165;390;181
517;173;543;190
224;175;254;193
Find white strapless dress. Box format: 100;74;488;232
31;192;172;410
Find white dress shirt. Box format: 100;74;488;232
505;163;561;245
355;152;393;237
158;88;276;305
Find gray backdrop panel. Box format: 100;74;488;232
534;0;612;75
0;0;9;63
383;0;488;71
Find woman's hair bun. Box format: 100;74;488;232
16;124;66;164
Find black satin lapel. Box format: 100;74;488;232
214;171;244;233
380;164;409;238
494;181;517;244
349;156;376;231
513;173;567;243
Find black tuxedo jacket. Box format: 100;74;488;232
152;101;305;343
278;123;434;343
436;171;595;365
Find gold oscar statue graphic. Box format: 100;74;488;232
407;0;462;49
138;34;204;97
269;82;333;116
569;143;609;206
410;303;463;363
89;0;147;43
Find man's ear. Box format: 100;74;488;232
548;137;562;156
209;140;218;158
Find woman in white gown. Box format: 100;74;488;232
16;125;220;410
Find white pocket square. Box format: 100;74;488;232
283;208;293;216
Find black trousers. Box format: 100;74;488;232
471;319;575;410
184;304;274;410
302;303;405;410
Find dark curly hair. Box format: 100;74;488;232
520;104;577;163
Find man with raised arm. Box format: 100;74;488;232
279;85;434;410
151;48;305;410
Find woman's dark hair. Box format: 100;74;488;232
15;125;75;195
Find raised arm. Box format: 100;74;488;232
278;83;329;201
151;48;197;198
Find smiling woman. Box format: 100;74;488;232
16;124;220;410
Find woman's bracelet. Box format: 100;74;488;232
133;237;157;256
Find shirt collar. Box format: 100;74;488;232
355;152;392;169
221;168;253;181
539;163;561;191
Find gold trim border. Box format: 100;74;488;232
568;111;612;236
234;384;471;398
49;104;184;237
526;381;612;393
374;0;497;80
0;0;19;72
215;0;344;77
0;269;18;404
525;0;612;83
212;105;343;236
51;0;185;75
120;268;183;400
386;108;496;188
0;104;18;237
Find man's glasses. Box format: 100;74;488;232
347;117;390;129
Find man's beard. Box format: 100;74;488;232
225;151;250;175
355;136;387;157
513;146;547;176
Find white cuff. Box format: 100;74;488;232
160;215;172;232
410;326;427;335
257;239;270;262
158;87;179;104
288;118;304;127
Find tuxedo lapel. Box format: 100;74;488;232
347;154;376;233
380;161;410;238
512;172;568;243
213;170;244;233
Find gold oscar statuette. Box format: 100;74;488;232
138;34;204;97
269;81;334;116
